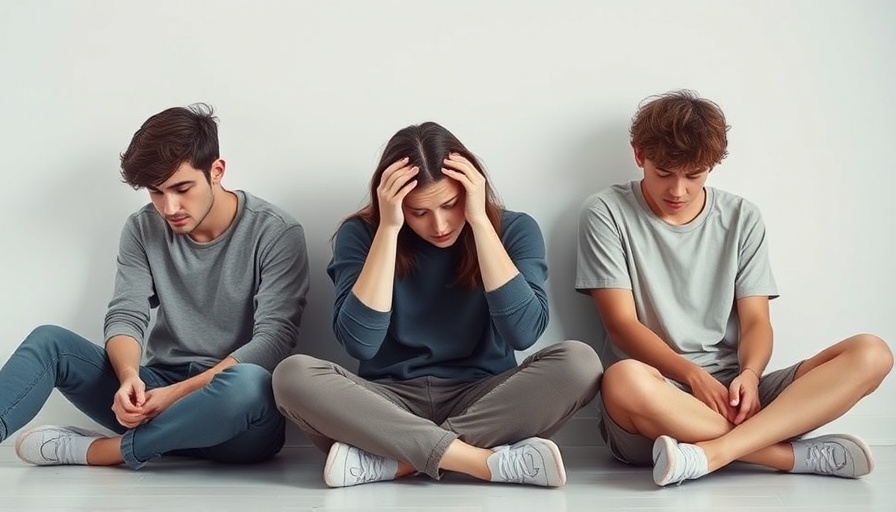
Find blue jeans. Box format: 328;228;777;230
0;325;285;468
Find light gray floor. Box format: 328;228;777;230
1;444;892;511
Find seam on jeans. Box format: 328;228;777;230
0;350;111;419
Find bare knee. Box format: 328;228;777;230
846;334;893;391
600;360;666;414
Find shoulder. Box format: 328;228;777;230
240;191;303;231
121;203;166;240
709;187;765;225
334;216;375;249
581;181;639;215
501;210;540;233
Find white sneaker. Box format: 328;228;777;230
486;437;566;487
15;425;104;466
791;434;874;478
652;435;709;486
323;442;399;487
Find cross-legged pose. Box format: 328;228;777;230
575;90;892;486
1;104;310;469
274;122;601;488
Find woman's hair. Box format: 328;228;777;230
346;121;503;289
630;90;729;171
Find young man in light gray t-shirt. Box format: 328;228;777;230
0;104;310;469
575;90;892;486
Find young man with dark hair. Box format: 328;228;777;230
575;90;892;486
0;104;310;469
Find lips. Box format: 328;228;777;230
432;233;453;243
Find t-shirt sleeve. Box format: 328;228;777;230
735;204;779;299
575;194;633;293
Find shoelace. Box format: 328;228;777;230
497;446;541;483
39;433;69;464
805;443;846;474
349;450;386;484
669;444;707;486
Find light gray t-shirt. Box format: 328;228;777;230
103;190;310;371
575;180;778;371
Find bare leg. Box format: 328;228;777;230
698;334;892;471
438;439;493;480
86;436;125;466
602;359;794;470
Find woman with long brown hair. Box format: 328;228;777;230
273;122;601;487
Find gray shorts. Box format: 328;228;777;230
599;361;803;466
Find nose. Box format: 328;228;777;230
432;211;449;234
162;194;180;216
669;177;686;198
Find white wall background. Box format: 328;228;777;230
1;0;894;446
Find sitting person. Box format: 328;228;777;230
575;90;892;486
274;121;601;487
1;104;309;469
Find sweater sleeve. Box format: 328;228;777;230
103;215;154;349
231;224;310;371
484;212;549;351
326;220;392;360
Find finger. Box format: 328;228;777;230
382;166;418;197
380;160;413;190
134;383;146;407
380;157;410;182
729;380;741;406
394;178;418;203
441;167;473;188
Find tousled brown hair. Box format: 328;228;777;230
120;103;219;189
630;90;729;171
347;122;503;289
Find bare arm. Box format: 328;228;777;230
591;288;737;422
729;295;773;424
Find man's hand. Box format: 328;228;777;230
112;375;148;428
729;369;761;425
140;383;188;419
687;367;738;424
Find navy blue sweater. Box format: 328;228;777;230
327;210;549;381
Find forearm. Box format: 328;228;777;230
609;320;701;383
169;356;239;398
105;335;142;382
738;323;773;376
351;226;400;312
470;218;518;292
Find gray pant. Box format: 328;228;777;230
272;340;601;479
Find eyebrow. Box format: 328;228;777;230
407;195;460;211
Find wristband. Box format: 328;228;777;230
742;367;761;380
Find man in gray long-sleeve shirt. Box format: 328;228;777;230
0;104;310;469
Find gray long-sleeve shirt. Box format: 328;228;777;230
103;190;310;371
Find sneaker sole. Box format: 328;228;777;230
323;442;351;487
535;438;567;487
652;435;676;486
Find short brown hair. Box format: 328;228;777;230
120;103;219;189
630;90;729;171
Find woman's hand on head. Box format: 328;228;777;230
442;153;488;226
377;157;418;231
